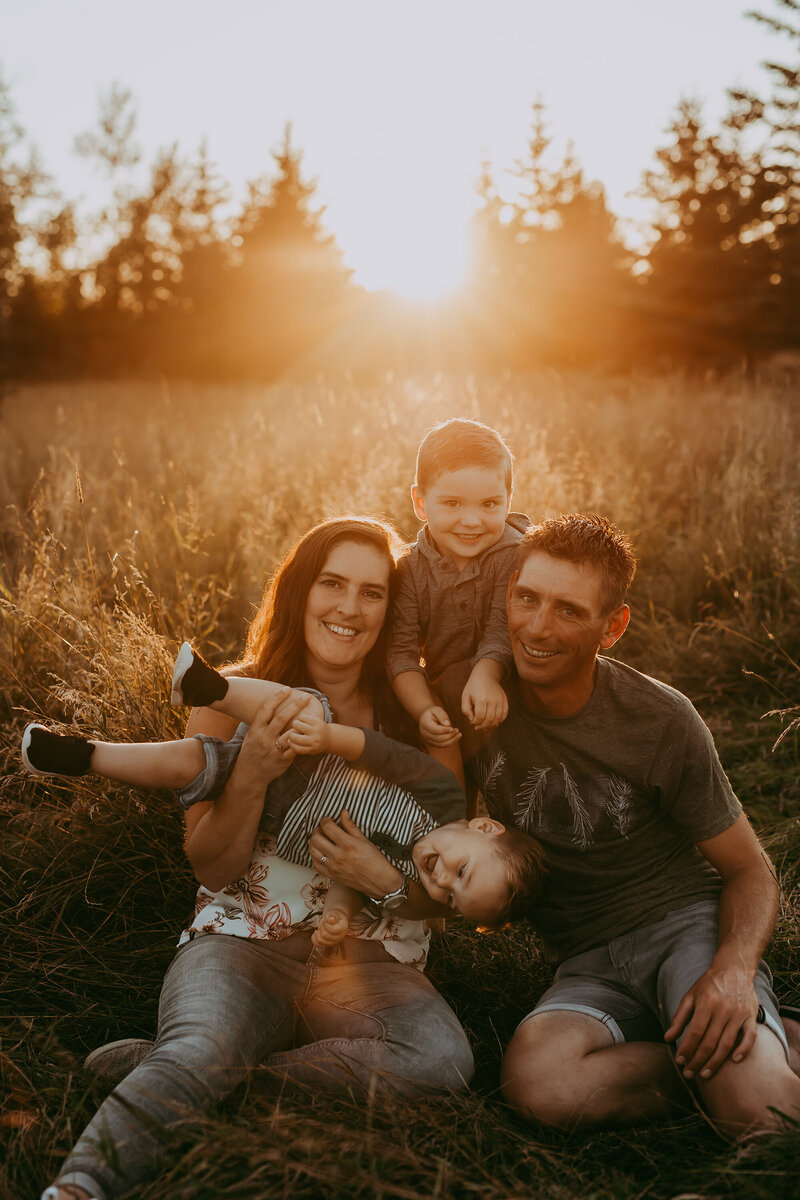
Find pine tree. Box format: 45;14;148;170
467;101;630;367
0;70;45;375
639;99;781;365
219;124;352;377
727;1;800;353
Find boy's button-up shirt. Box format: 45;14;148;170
387;512;530;683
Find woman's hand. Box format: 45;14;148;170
236;689;311;779
309;810;403;897
184;688;311;890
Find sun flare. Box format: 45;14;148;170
347;222;469;302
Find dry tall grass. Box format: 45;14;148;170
2;373;800;1199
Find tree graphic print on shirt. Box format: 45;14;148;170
607;774;634;836
477;746;645;850
514;766;551;831
561;764;593;849
474;749;506;802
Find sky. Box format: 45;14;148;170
0;0;783;298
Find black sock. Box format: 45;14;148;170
172;643;229;707
23;726;94;776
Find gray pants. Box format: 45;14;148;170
55;932;474;1199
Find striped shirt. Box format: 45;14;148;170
276;753;439;879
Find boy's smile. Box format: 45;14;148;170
412;466;511;571
412;817;509;922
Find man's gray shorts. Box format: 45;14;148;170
521;900;788;1060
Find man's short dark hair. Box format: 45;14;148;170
415;418;513;492
517;514;636;613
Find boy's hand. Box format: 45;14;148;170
462;677;508;731
284;705;331;756
312;907;350;948
419;705;462;747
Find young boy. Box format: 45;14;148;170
388;418;529;747
22;644;546;945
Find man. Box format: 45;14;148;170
310;513;799;1134
440;513;800;1136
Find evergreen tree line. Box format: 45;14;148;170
1;1;799;380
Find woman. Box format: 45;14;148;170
43;517;474;1200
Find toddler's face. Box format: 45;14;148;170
412;818;509;923
412;466;510;570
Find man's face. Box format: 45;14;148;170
506;550;629;715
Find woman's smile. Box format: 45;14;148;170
322;621;358;638
304;540;390;672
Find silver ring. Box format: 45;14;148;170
275;740;283;753
320;855;328;865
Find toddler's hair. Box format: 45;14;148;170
415;418;513;493
517;513;637;614
487;827;547;926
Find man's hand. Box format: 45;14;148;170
419;705;462;747
461;676;509;732
308;810;403;896
664;959;759;1080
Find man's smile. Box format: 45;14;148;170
521;644;558;659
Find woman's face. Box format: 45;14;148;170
304;539;391;676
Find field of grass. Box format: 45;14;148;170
2;372;800;1199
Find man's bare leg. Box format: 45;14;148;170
500;1011;689;1130
696;1025;800;1138
782;1014;800;1077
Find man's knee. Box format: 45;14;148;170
501;1012;612;1129
699;1030;800;1139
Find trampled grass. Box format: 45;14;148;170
2;371;800;1199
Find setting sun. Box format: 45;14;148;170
351;222;469;300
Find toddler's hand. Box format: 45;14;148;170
312;907;350;948
284;701;330;755
419;705;462;747
462;677;508;731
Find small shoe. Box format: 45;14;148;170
170;641;228;707
84;1037;154;1084
22;724;94;777
41;1188;101;1200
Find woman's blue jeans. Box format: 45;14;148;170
54;931;474;1199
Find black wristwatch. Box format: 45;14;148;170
366;877;409;916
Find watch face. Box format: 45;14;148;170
382;893;406;912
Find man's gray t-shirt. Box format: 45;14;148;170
440;657;741;963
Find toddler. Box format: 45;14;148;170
388;418;529;746
23;643;546;943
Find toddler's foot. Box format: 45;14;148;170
42;1187;99;1200
21;724;94;777
171;641;228;707
311;910;350;949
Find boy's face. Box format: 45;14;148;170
412;466;511;570
412;817;510;923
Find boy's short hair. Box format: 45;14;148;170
486;827;547;927
517;513;637;614
415;418;513;493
